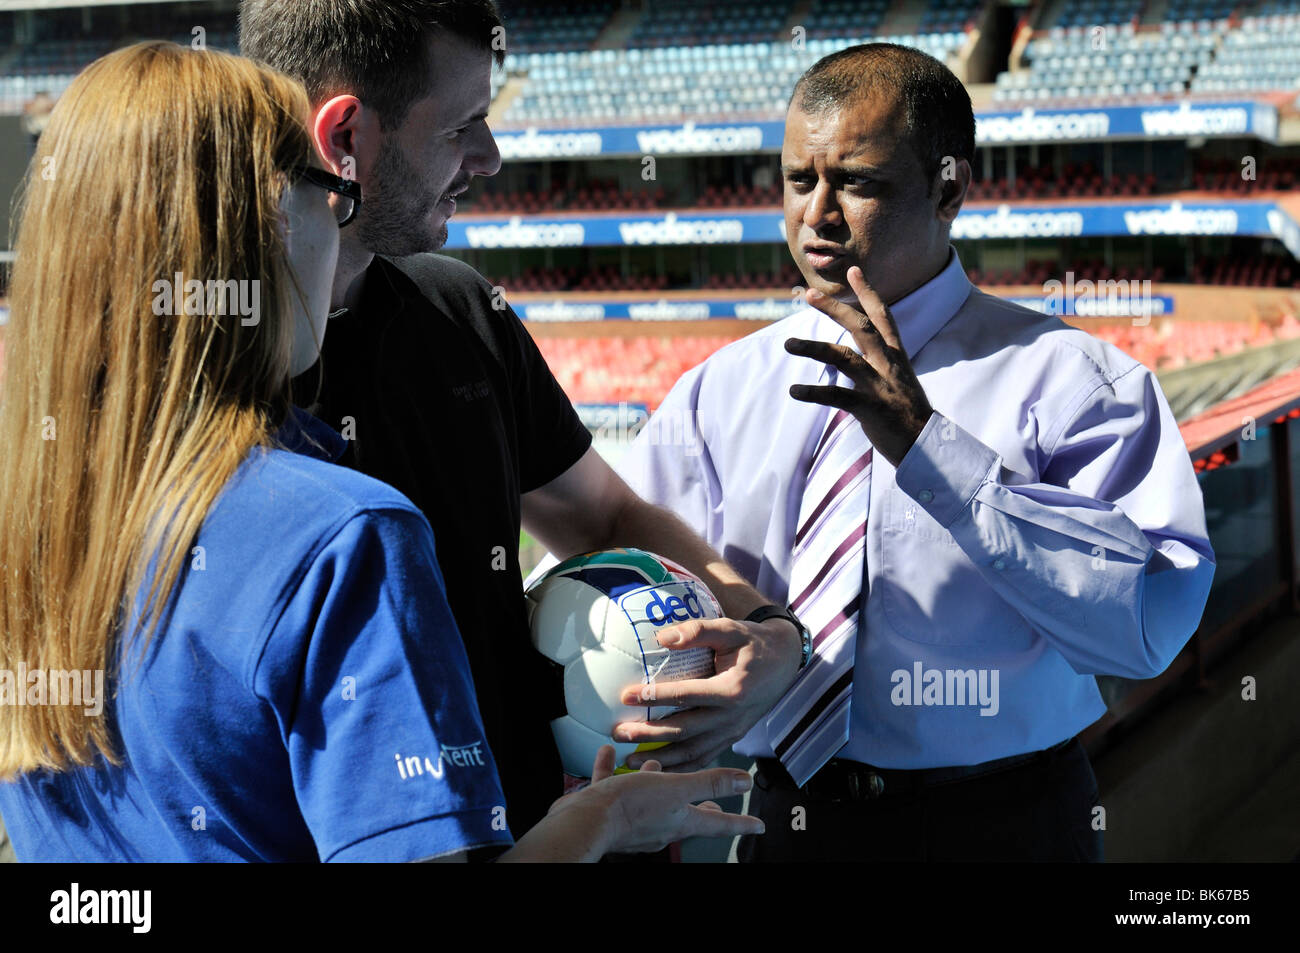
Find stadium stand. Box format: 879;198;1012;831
0;5;238;114
466;154;1293;214
804;0;890;40
995;0;1300;102
701;264;803;289
624;0;793;47
494;0;615;53
993;23;1217;103
966;162;1159;201
531;311;1300;410
6;0;1300;118
966;258;1169;285
498;33;967;126
1191;254;1300;286
1190;1;1300;93
1;0;1299;869
488;264;673;292
466;179;665;213
1159;0;1239;24
1053;0;1144;29
532;335;737;405
919;0;985;32
1190;157;1300;193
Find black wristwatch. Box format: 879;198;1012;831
744;604;813;670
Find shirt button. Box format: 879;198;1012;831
917;489;934;503
993;558;1007;571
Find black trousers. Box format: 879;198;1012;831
736;737;1103;862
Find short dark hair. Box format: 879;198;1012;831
238;0;506;130
792;43;975;190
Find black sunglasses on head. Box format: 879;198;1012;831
289;164;362;228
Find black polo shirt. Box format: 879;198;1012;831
291;253;591;835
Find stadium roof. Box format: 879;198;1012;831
0;0;209;10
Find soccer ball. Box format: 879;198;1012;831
524;547;720;777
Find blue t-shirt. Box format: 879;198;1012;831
0;407;514;861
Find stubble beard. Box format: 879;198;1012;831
357;137;447;257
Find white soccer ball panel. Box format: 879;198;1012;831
565;643;647;735
527;576;608;665
550;714;639;779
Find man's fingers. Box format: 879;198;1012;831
784;337;883;388
613;707;707;743
655;617;747;653
684;804;765;840
805;286;888;365
619;673;734;709
622;729;735;772
845;265;904;352
659;749;730;773
614;706;713;745
788;383;872;414
671;767;754;804
589;744;617;783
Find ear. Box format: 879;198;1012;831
933;156;971;224
311;95;373;183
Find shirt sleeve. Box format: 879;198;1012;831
892;361;1216;680
254;506;514;862
499;300;593;493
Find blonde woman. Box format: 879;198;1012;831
0;42;760;863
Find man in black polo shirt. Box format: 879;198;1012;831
288;252;593;833
240;0;808;837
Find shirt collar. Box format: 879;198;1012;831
889;245;972;361
324;255;408;328
817;245;972;366
273;405;348;463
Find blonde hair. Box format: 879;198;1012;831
0;41;314;778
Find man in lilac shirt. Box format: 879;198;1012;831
610;43;1215;861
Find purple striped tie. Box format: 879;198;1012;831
766;397;872;787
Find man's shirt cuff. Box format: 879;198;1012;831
893;411;1000;529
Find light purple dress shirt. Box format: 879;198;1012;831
616;247;1216;768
